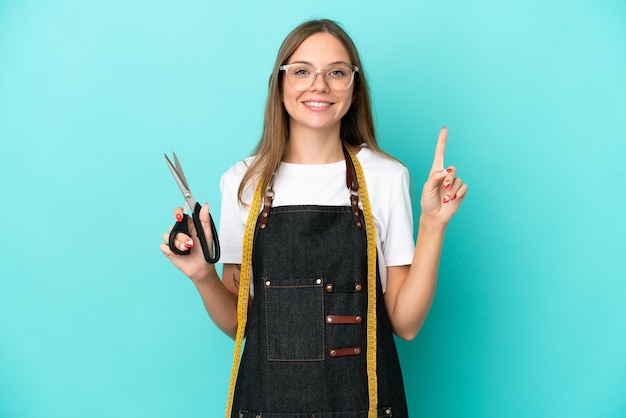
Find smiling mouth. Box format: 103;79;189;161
302;101;333;108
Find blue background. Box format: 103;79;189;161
1;1;625;417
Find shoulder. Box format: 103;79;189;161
220;156;257;190
355;146;409;180
219;156;258;207
221;156;255;182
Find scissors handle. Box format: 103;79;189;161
168;202;221;264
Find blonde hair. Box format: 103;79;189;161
238;19;384;204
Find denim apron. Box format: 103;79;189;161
231;152;408;418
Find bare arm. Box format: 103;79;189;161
192;263;241;340
384;220;445;340
160;204;242;340
384;127;468;340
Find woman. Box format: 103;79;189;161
161;19;467;418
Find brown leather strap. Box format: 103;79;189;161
325;282;363;293
329;346;362;357
343;145;364;229
258;193;273;229
343;145;359;193
258;172;275;230
325;314;363;324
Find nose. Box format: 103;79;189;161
309;69;330;91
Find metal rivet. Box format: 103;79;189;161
354;347;361;354
260;224;266;229
326;284;333;292
352;199;357;205
355;283;362;292
356;222;362;228
316;278;322;285
329;349;336;357
265;280;270;286
355;316;362;323
354;211;359;216
386;408;391;414
262;212;268;217
326;316;333;323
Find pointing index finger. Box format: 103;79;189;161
431;126;448;172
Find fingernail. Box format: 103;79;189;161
446;168;452;173
443;125;447;130
443;180;451;189
178;243;187;251
175;213;183;222
453;194;457;200
443;195;451;204
185;239;194;247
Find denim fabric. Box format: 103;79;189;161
231;205;408;417
236;406;393;417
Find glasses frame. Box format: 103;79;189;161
279;63;359;91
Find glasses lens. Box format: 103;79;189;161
324;65;355;90
284;64;314;90
284;64;355;90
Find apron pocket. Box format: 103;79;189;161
263;276;324;361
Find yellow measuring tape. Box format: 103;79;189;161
225;148;379;418
224;179;263;418
347;146;379;418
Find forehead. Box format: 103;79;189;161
288;32;351;65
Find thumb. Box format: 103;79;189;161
198;202;216;259
199;202;214;241
199;202;210;223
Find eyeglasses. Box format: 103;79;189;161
279;63;359;91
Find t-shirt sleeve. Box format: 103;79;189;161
380;165;415;267
218;164;247;265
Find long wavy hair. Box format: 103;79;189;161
238;19;384;204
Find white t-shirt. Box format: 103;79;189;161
218;146;416;293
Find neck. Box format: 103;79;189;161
283;125;344;164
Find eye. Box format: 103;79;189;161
327;66;349;79
291;66;312;78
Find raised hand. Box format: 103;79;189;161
420;127;468;225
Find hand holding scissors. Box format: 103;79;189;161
165;152;220;264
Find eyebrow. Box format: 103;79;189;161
286;60;353;66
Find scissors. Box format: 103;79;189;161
164;152;220;264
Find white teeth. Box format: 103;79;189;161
303;101;331;107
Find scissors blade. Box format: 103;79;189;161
172;152;190;190
164;153;198;210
